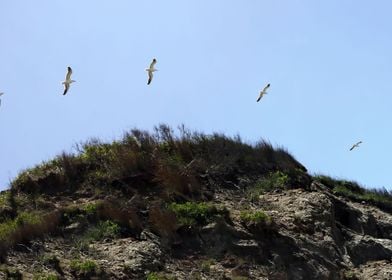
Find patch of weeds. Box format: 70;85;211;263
15;211;42;226
239;210;273;232
0;211;42;242
83;201;103;216
40;254;61;272
84;220;121;241
70;259;99;276
315;175;392;211
72;238;90;254
248;171;289;200
200;259;215;272
313;175;338;189
342;270;359;280
10;158;65;194
81;142;117;166
62;205;87;227
34;196;55;209
168;202;226;227
0;211;61;258
240;210;271;225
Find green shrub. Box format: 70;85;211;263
0;211;42;242
70;259;98;274
15;212;42;226
0;210;61;257
343;270;359;280
200;259;215;272
240;210;271;225
84;220;121;241
83;202;102;215
315;175;392;211
11;158;64;193
168;202;226;227
248;171;289;200
40;254;61;272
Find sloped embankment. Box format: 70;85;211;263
0;126;392;279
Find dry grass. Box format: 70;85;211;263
314;175;392;212
4;125;311;255
149;202;179;242
11;125;305;199
0;210;61;258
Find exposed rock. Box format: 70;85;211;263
92;237;164;279
3;178;392;279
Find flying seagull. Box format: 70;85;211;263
0;92;3;106
350;141;362;151
62;67;75;95
146;58;157;85
257;83;270;102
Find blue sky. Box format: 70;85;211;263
1;1;392;190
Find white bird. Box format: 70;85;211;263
0;92;3;106
146;58;157;85
257;83;270;102
350;141;362;151
62;67;75;95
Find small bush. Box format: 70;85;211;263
248;171;289;200
83;201;102;216
70;259;98;276
0;211;43;243
200;259;215;272
149;203;179;240
168;202;226;227
240;210;271;225
154;155;200;196
40;254;61;272
84;220;121;241
11;159;67;195
0;211;61;256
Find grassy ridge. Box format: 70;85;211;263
0;125;308;259
2;124;391;268
314;175;392;211
10;124;307;196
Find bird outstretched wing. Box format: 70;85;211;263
147;71;153;85
149;58;157;69
262;83;270;92
63;83;69;95
349;141;362;151
66;67;73;80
